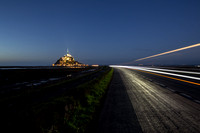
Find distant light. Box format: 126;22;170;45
92;65;99;67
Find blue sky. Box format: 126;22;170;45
0;0;200;66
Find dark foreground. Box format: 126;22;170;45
1;66;200;133
0;66;113;133
98;68;200;133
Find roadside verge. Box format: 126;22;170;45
33;67;114;133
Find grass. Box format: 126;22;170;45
32;67;114;133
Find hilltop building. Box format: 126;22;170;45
52;49;88;67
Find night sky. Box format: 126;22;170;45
0;0;200;66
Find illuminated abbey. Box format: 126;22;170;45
52;49;88;67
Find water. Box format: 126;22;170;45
0;68;27;70
0;66;54;70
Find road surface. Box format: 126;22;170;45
98;67;200;133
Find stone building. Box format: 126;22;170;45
52;49;88;67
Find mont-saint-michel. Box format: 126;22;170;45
52;49;88;67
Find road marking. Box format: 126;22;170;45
194;100;200;104
166;88;175;92
180;93;192;99
159;83;166;87
129;69;200;86
149;79;153;82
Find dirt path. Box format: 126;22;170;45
97;69;142;133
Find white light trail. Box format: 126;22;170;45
142;67;200;75
110;65;200;81
135;43;200;61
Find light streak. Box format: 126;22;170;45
142;67;200;75
136;69;200;86
118;66;200;80
135;43;200;61
110;65;200;85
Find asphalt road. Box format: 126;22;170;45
98;67;200;133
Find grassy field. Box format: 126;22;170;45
1;67;113;133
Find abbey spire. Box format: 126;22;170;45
66;48;72;57
52;49;88;67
